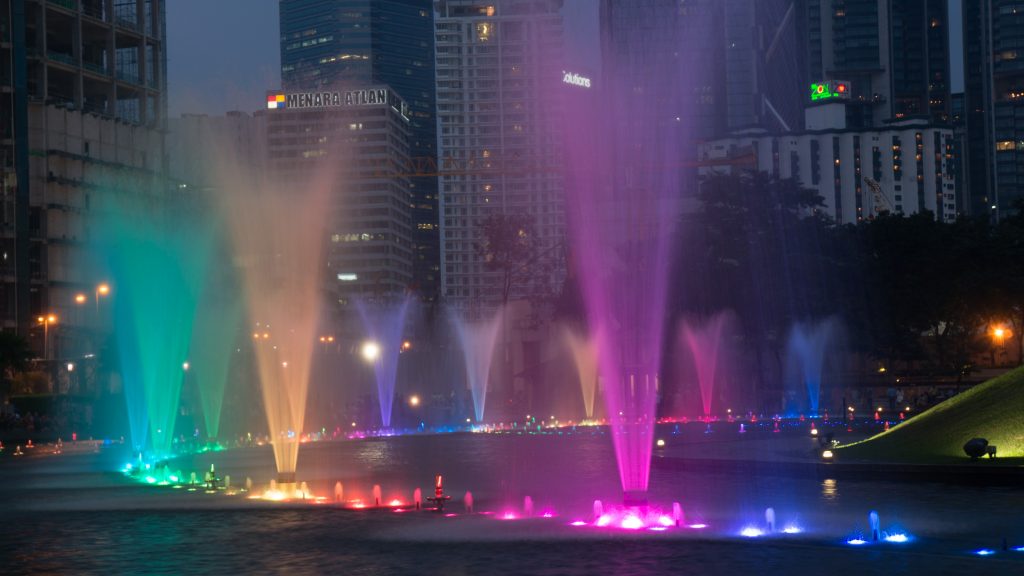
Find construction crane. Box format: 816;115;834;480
862;176;893;216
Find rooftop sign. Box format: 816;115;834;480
266;88;394;110
810;80;851;102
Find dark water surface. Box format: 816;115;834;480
1;430;1021;575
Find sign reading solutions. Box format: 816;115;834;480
562;71;592;89
266;88;392;110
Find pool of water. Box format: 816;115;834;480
0;429;1020;574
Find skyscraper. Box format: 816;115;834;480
804;0;950;128
1;0;167;359
962;0;1024;219
279;0;439;300
434;0;566;310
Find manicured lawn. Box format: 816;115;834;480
838;366;1024;464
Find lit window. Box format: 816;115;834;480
997;140;1016;151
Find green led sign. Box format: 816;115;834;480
810;81;851;102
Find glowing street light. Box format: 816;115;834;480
95;283;110;317
74;293;87;305
409;395;420;407
182;361;190;371
361;341;381;362
37;314;57;360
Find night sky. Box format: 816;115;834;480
167;0;279;117
166;0;960;118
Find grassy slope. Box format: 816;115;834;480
838;366;1024;464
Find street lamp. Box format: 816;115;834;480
95;283;110;318
409;394;420;407
37;314;57;360
990;325;1012;367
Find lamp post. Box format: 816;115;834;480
95;283;110;319
37;314;57;360
990;325;1012;368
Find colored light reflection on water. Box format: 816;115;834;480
782;526;802;534
689;524;708;529
884;533;910;543
975;549;996;556
740;527;763;538
570;521;588;527
846;539;868;546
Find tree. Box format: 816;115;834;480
475;212;548;305
0;331;34;399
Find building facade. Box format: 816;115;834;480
700;102;957;224
264;86;414;303
279;0;438;300
434;0;566;310
1;0;166;360
963;0;1024;219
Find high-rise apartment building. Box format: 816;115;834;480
1;0;167;361
963;0;1024;219
804;0;950;128
279;0;438;300
434;0;566;310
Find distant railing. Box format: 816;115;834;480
47;0;77;11
82;60;108;76
47;51;76;66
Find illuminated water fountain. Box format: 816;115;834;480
678;312;734;422
189;229;243;442
785;317;840;415
451;309;503;422
356;295;413;428
563;326;599;420
94;188;209;456
220;148;332;489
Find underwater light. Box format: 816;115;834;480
884;533;910;543
847;538;868;546
656;439;666;447
975;549;996;556
649;526;668;532
145;476;157;484
740;527;763;538
782;526;802;534
570;521;588;527
595;514;612;527
689;524;708;529
620;516;645;530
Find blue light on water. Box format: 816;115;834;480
975;549;995;556
846;538;868;546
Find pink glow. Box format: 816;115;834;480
389;499;403;507
658;515;674;527
542;512;554;518
689;524;708;529
570;521;588;527
596;514;613;527
445;513;457;518
649;526;668;532
620;516;645;530
502;512;517;520
680;313;732;420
